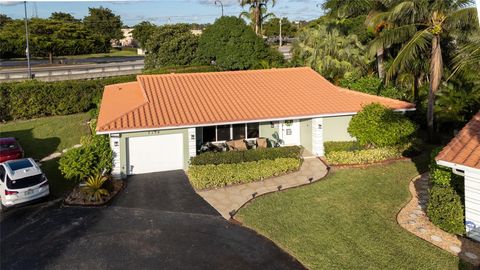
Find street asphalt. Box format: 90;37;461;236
0;171;305;270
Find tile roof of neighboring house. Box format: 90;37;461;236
436;112;480;170
96;67;415;133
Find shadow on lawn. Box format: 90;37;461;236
1;128;60;160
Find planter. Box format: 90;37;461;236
64;178;124;206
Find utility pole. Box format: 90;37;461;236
476;0;480;27
279;18;282;47
24;1;32;79
215;0;224;17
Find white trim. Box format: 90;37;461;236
437;160;480;175
97;108;415;135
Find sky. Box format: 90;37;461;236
0;0;326;25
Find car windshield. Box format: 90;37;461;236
0;143;17;151
7;174;44;190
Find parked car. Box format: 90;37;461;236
0;158;49;208
0;137;24;163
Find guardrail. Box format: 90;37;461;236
0;60;145;82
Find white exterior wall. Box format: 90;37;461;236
311;117;324;156
188;128;197;159
465;170;480;242
110;135;121;179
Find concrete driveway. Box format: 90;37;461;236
0;171;304;270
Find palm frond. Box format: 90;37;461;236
369;24;418;56
444;7;479;31
386;28;433;82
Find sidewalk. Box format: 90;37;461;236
197;150;328;219
398;174;480;267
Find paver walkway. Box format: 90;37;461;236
197;151;328;219
398;173;480;267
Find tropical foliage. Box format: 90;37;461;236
239;0;276;35
81;174;110;202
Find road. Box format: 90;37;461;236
0;56;144;69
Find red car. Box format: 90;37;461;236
0;138;24;163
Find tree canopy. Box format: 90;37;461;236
50;12;80;23
263;17;297;37
144;24;199;69
197;16;283;70
83;7;123;41
132;21;157;48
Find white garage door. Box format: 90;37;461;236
127;134;184;175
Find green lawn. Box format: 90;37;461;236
0;113;91;197
237;159;469;269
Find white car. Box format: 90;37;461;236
0;158;49;208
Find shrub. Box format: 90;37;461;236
81;174;110;202
59;135;113;182
427;186;465;235
348;103;416;147
325;147;402;165
339;75;406;100
188;158;300;190
324;141;363;155
190;146;302;165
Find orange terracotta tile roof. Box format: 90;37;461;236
97;67;415;133
436;112;480;170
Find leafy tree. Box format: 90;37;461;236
368;0;479;140
0;18;108;61
197;16;283;70
293;24;370;82
239;0;276;35
263;17;297;37
0;14;12;28
144;24;199;69
49;12;79;23
132;21;157;48
83;6;123;41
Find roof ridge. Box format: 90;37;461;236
137;67;312;79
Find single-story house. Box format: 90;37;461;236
96;67;414;177
436;112;480;242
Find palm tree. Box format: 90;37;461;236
293;25;370;82
369;0;478;139
240;5;274;34
239;0;276;35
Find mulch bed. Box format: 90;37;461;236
64;178;124;206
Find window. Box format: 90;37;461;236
203;126;216;142
232;124;246;140
247;123;259;138
0;166;5;183
201;122;260;142
7;174;45;190
217;125;231;141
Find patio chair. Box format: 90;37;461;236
256;137;268;149
226;139;248;151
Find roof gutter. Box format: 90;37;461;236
436;160;480;176
96;108;415;135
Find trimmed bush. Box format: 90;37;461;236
427;186;465;235
348;103;416;147
59;135;113;182
190;146;302;165
325;147;402;165
188;158;300;190
324;141;363;155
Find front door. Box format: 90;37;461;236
280;120;300;145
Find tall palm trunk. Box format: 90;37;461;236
254;3;261;35
427;35;443;141
376;47;385;80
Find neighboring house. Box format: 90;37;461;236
96;67;414;177
436;112;480;242
112;28;135;47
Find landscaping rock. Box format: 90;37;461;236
430;235;442;242
465;252;478;260
449;245;461;253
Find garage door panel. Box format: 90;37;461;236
127;134;184;175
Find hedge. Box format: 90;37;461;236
427;186;465;235
190;146;302;165
0;75;135;121
324;141;363;155
1;65;215;122
325;147;403;165
188;158;300;190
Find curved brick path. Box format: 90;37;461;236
398;173;480;267
197;150;328;219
